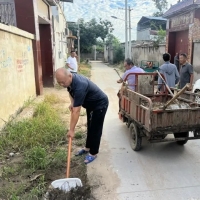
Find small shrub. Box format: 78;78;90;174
74;132;83;139
0;102;66;152
25;146;50;170
51;148;66;168
44;94;60;104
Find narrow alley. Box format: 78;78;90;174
88;61;200;200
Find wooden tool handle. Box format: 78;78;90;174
66;137;72;178
163;84;189;110
157;70;174;97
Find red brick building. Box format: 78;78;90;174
164;0;200;66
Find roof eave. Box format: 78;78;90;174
67;36;77;39
46;0;57;6
163;4;200;18
138;16;167;25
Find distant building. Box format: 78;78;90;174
52;4;70;72
137;16;167;41
164;0;200;64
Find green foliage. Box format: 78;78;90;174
2;166;19;178
0;91;92;200
28;176;46;198
152;0;168;17
153;11;164;17
152;0;168;11
113;46;124;64
105;34;124;64
25;146;49;170
68;18;113;53
0;102;65;153
51;148;66;168
96;40;104;53
0;183;25;200
74;131;83;140
79;63;91;77
153;26;166;48
105;34;120;47
43;94;60;104
150;21;166;47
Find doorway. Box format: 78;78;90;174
168;30;189;63
39;17;54;87
175;30;189;55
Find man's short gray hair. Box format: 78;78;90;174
125;58;134;65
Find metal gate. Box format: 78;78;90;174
0;0;17;26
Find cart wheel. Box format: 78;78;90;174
129;123;142;151
174;132;189;145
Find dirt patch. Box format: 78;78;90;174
47;157;95;200
48;186;94;200
48;157;95;200
0;87;95;200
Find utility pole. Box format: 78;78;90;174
119;3;132;59
77;21;80;64
125;0;128;59
94;45;96;60
128;6;132;59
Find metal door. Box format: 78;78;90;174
175;30;189;55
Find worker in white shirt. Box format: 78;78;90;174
66;50;78;73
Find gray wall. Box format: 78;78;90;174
132;44;166;67
132;42;200;83
193;42;200;82
104;44;113;64
137;28;150;41
81;52;104;61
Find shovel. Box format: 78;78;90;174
51;137;82;192
162;84;189;110
114;68;126;84
156;70;174;97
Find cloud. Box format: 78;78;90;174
64;0;176;42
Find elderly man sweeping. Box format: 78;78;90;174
55;68;109;164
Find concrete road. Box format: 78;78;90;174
88;61;200;200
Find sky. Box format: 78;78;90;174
63;0;176;42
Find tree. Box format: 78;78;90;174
152;26;166;48
105;34;124;63
105;34;120;47
152;0;168;17
68;18;113;53
96;40;104;53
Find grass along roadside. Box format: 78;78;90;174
78;62;91;78
0;92;94;200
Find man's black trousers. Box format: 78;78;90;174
85;106;108;155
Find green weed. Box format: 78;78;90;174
75;139;85;147
79;63;91;77
25;146;50;170
55;83;63;90
2;166;19;179
28;175;46;198
74;131;83;139
43;94;60;104
0;182;25;200
50;148;66;168
0;102;66;153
